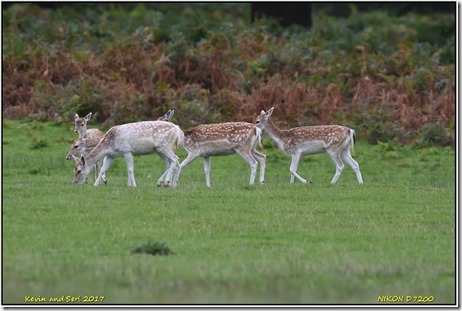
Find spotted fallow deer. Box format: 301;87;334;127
70;112;105;183
69;110;174;161
66;134;107;184
68;110;176;184
74;121;184;187
74;112;104;139
255;107;363;184
175;122;266;187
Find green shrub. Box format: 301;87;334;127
2;4;455;146
418;123;453;146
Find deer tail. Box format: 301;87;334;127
256;127;264;151
349;129;355;155
174;126;184;149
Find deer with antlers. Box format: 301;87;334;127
174;122;266;187
254;107;363;184
73;120;183;187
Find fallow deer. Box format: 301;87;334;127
175;122;266;187
255;107;363;184
74;112;103;139
74;121;184;187
68;110;175;184
66;135;107;184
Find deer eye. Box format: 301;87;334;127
74;145;78;148
77;170;81;174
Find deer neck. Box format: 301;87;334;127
77;128;87;139
84;142;109;168
263;120;289;150
84;136;100;149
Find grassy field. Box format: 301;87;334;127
2;120;456;305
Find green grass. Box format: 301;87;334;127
2;120;456;305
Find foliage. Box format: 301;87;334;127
2;3;455;145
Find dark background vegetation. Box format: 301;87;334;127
2;3;455;146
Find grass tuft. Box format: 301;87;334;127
131;241;175;256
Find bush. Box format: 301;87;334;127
2;4;455;146
417;123;453;146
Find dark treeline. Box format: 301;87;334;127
3;2;456;27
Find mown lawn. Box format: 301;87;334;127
2;120;456;305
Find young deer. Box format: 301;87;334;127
74;112;103;139
66;135;107;184
74;121;184;187
175;122;266;187
255;107;363;184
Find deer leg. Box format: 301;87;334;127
236;151;258;185
341;148;364;184
169;161;180;188
170;159;181;187
94;157;113;186
203;157;212;188
97;158;108;185
252;149;266;184
102;156;108;184
156;155;171;187
157;154;178;188
177;152;200;185
289;153;309;183
93;163;97;183
328;151;344;184
123;153;136;187
162;150;179;188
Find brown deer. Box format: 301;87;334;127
74;112;103;139
175;122;266;187
254;107;363;184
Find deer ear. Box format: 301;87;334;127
74;113;79;120
168;110;174;119
80;155;86;166
266;107;274;117
84;112;92;122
